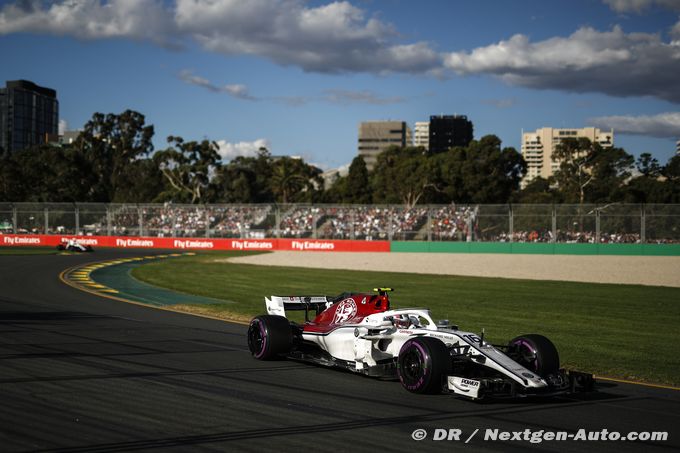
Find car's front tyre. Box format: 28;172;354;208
247;315;292;360
397;337;450;394
508;334;560;377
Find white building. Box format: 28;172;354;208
521;127;614;187
357;121;412;171
414;121;429;149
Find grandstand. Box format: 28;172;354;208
0;202;678;243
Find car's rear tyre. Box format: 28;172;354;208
397;336;450;394
247;315;293;360
508;334;560;377
56;244;65;251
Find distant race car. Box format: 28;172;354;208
247;288;594;399
57;239;94;252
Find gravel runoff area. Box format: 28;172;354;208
228;251;680;288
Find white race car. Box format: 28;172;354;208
247;288;593;399
57;239;94;252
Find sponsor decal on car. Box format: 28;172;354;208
60;237;98;245
333;298;357;324
448;376;481;398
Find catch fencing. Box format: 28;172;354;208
1;203;678;244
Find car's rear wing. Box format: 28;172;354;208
265;295;333;319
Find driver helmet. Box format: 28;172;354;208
393;314;410;329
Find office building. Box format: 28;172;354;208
521;127;614;187
414;121;429;150
0;80;59;154
428;115;473;153
357;121;412;170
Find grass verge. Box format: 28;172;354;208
131;251;680;386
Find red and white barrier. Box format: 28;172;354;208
0;234;390;253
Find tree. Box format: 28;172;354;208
461;136;526;203
513;177;563;204
587;147;634;202
664;155;680;182
0;144;93;202
154;136;221;204
552;138;599;204
636;152;661;177
372;146;439;208
269;157;322;203
212;148;275;203
433;135;525;204
74;110;155;202
340;156;372;203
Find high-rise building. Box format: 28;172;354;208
428;115;473;153
357;121;412;170
0;80;59;154
414;121;429;150
676;139;679;155
521;127;614;187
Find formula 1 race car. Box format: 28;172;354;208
247;288;594;399
57;239;94;252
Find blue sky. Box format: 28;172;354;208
1;0;679;170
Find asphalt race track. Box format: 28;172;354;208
1;249;678;452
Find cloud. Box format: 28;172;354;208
177;0;440;74
178;70;257;100
603;0;680;13
0;0;440;74
443;25;680;103
0;0;176;46
3;1;679;104
589;112;680;138
672;18;680;38
215;138;270;161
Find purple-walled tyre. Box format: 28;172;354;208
397;337;450;394
247;315;292;360
508;334;560;377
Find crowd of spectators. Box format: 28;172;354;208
1;204;678;243
278;206;322;238
430;205;477;241
316;206;428;240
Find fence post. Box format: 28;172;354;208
12;206;17;233
171;208;176;238
467;213;472;242
388;209;393;241
350;208;355;240
75;205;80;235
552;205;557;243
595;208;600;243
313;209;318;239
275;206;281;238
106;206;111;236
44;207;49;234
205;206;210;238
427;207;432;242
138;206;143;237
509;205;513;243
641;204;646;243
